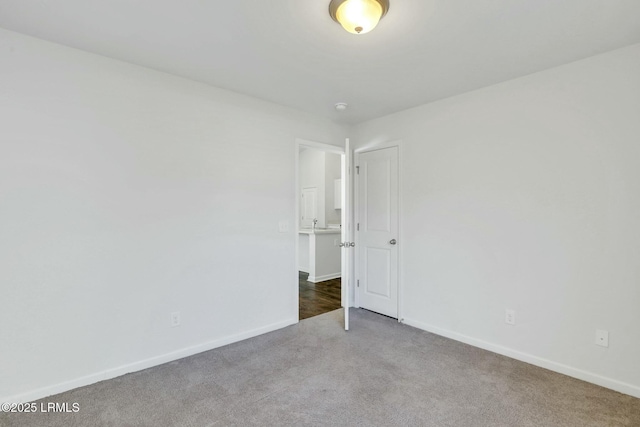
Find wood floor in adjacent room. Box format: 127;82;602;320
298;271;341;320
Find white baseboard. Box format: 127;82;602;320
308;272;341;283
2;318;298;404
402;318;640;399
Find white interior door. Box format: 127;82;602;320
301;187;317;228
341;139;353;330
356;146;399;318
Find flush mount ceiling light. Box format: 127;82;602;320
329;0;390;35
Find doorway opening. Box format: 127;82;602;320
296;140;345;321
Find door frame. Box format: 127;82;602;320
294;138;346;322
354;140;403;321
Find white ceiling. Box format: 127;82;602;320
1;0;639;124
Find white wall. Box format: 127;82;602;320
353;43;640;397
0;28;346;402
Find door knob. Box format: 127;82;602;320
339;243;345;247
389;239;397;245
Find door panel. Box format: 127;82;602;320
365;159;391;232
365;247;391;297
301;187;317;228
356;146;398;318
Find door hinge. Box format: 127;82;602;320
357;279;360;287
356;166;360;175
357;223;360;231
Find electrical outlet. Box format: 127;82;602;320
505;309;516;325
171;311;181;327
278;220;289;233
595;329;609;347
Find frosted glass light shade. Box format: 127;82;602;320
329;0;389;35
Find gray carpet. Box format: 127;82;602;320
2;309;639;426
